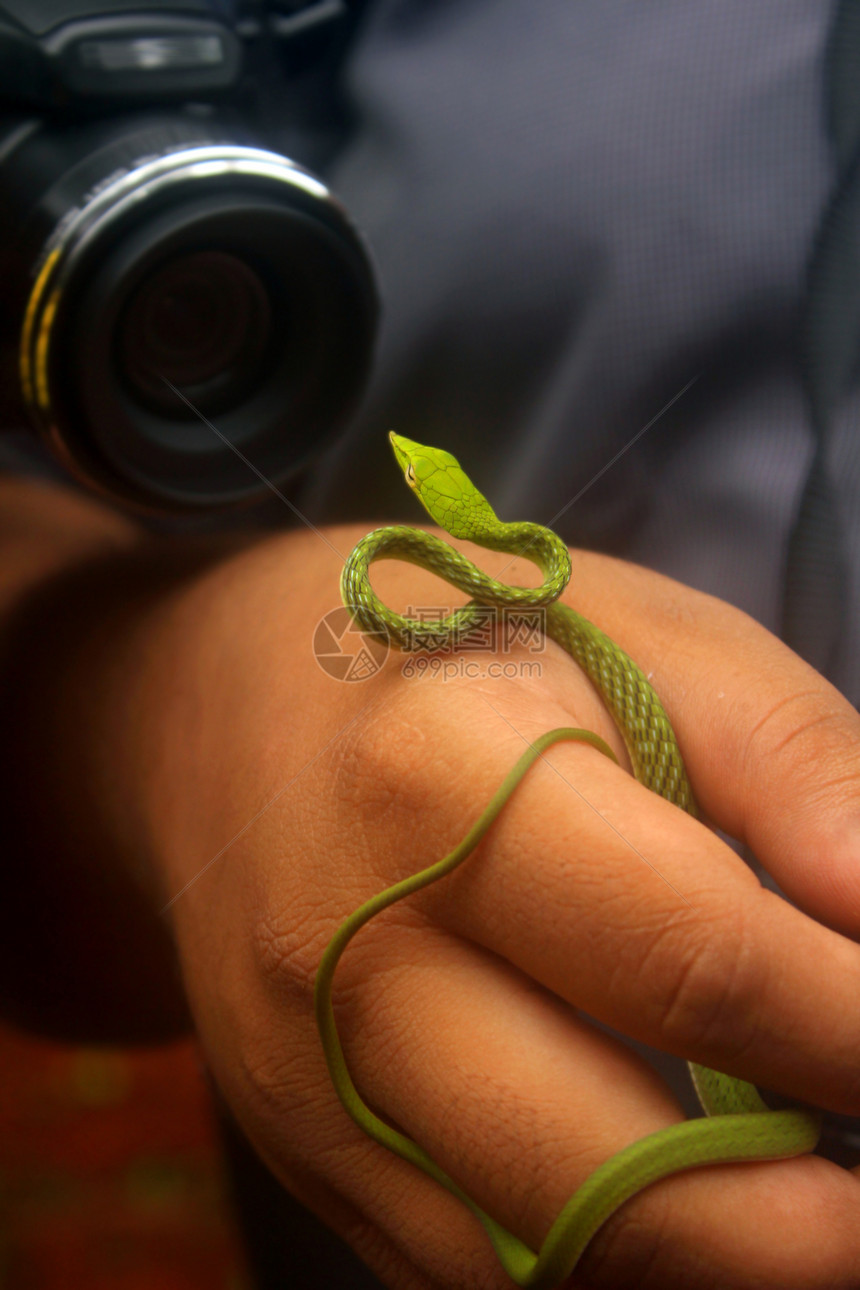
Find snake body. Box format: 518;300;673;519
315;432;820;1287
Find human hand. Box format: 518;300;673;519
144;527;860;1289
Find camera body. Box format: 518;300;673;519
0;1;378;511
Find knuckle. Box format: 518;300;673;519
742;685;860;803
652;901;764;1064
579;1189;676;1289
248;906;318;999
329;685;485;870
333;707;411;816
331;693;439;828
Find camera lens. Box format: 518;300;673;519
5;118;379;511
118;250;273;417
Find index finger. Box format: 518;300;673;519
566;550;860;936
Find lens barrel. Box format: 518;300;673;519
0;116;378;511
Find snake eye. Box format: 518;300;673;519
406;464;416;485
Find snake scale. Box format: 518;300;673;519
314;432;820;1288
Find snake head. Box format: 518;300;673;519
388;431;499;541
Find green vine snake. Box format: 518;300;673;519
314;431;821;1287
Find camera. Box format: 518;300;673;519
0;0;378;512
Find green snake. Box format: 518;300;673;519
314;432;821;1287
